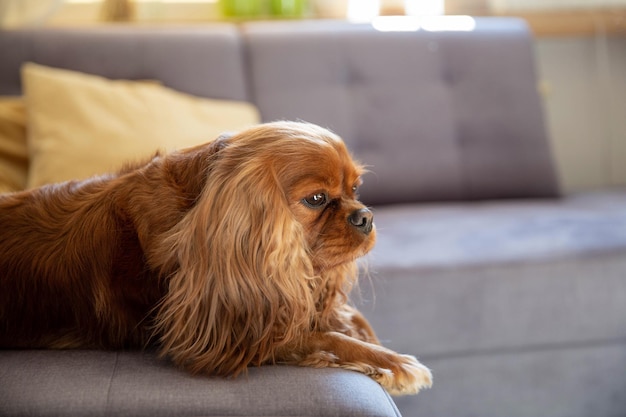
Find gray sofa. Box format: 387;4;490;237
1;18;626;417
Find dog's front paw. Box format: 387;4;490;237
373;354;432;396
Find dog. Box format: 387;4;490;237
0;121;431;395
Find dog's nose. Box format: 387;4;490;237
348;208;374;235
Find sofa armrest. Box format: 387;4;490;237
0;350;401;417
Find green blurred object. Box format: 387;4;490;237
271;0;305;17
219;0;305;18
219;0;263;18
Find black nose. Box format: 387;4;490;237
348;208;374;235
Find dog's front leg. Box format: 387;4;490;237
342;305;381;344
291;331;432;396
323;303;380;344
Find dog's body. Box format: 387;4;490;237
0;121;431;395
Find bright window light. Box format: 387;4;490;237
372;16;420;31
349;0;446;23
372;15;476;32
421;15;476;31
347;0;380;23
405;0;444;16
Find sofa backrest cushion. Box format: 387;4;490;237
243;19;559;205
0;25;248;101
0;20;559;205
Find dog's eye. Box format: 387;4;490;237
302;192;328;209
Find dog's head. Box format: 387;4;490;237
220;121;376;273
156;121;375;374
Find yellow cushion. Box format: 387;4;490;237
0;97;28;193
22;63;260;188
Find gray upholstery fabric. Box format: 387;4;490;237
361;238;626;358
369;189;626;270
0;350;401;417
0;20;558;204
355;189;626;417
395;344;626;417
242;19;559;204
0;25;248;100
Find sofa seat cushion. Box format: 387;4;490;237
0;350;401;417
360;189;626;353
393;341;626;417
370;188;626;270
357;189;626;417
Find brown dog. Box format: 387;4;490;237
0;121;431;395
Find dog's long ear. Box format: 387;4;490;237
153;143;319;376
162;134;231;207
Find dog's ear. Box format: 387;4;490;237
153;143;319;376
163;134;232;207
